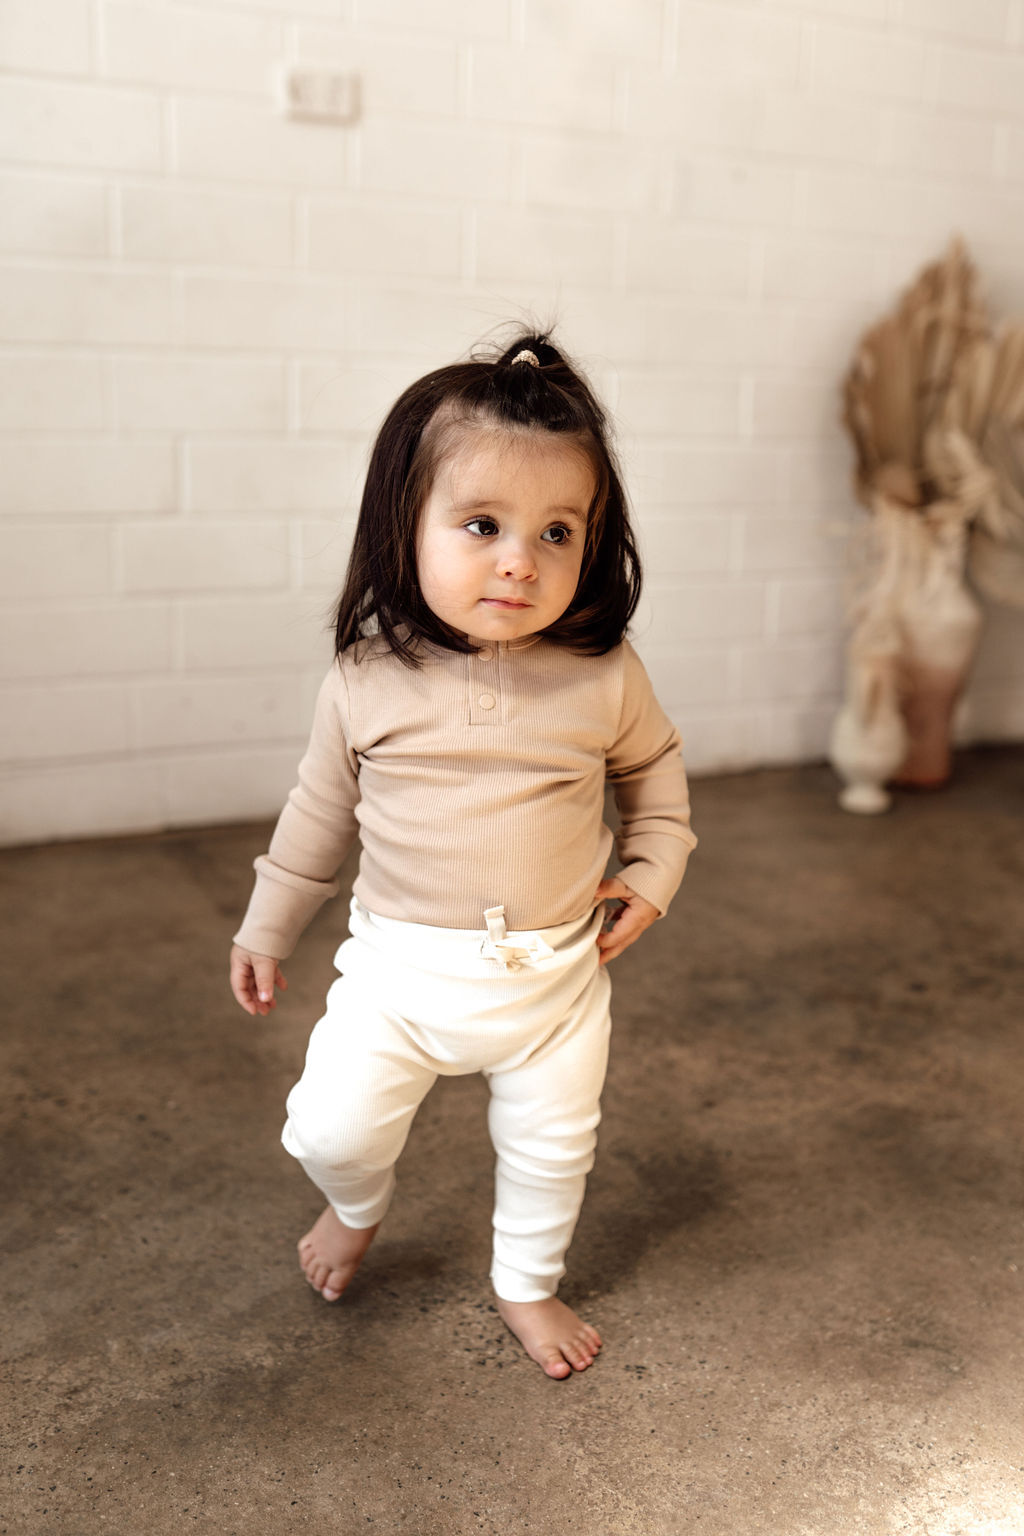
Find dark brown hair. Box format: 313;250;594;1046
333;331;642;664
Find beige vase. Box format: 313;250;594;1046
892;524;983;787
829;654;908;814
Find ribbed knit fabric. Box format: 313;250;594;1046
281;897;612;1301
233;634;697;959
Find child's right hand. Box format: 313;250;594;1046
230;944;288;1017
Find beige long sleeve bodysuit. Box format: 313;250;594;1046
234;633;697;957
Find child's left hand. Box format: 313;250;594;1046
593;877;660;966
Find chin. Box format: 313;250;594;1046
480;613;542;635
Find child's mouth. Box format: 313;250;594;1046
481;599;530;609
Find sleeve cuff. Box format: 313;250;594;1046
616;844;694;917
231;856;340;959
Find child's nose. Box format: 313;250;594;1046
497;538;536;580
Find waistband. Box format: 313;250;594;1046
348;897;602;975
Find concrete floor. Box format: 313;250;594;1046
3;749;1023;1536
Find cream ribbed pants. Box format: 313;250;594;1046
281;897;612;1303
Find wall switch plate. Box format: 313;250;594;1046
277;65;360;125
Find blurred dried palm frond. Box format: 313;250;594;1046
843;237;1024;610
831;239;1024;805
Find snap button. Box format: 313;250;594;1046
478;693;496;709
477;646;494;661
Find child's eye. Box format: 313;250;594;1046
464;517;499;537
541;524;573;545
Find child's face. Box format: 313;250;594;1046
415;427;594;642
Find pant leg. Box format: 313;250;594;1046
486;961;612;1302
282;969;438;1229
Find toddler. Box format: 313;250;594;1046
230;333;696;1379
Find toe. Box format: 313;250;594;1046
321;1268;347;1301
583;1325;602;1351
540;1349;572;1379
564;1340;593;1371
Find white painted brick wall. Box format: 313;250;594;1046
99;4;285;95
0;175;109;257
3;0;1024;845
0;78;164;171
120;184;294;265
0;441;176;514
0;0;94;76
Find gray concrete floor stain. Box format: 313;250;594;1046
3;749;1023;1534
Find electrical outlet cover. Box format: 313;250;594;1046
277;65;360;125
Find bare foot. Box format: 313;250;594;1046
496;1296;602;1379
297;1206;379;1302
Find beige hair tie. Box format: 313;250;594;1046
511;349;540;367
